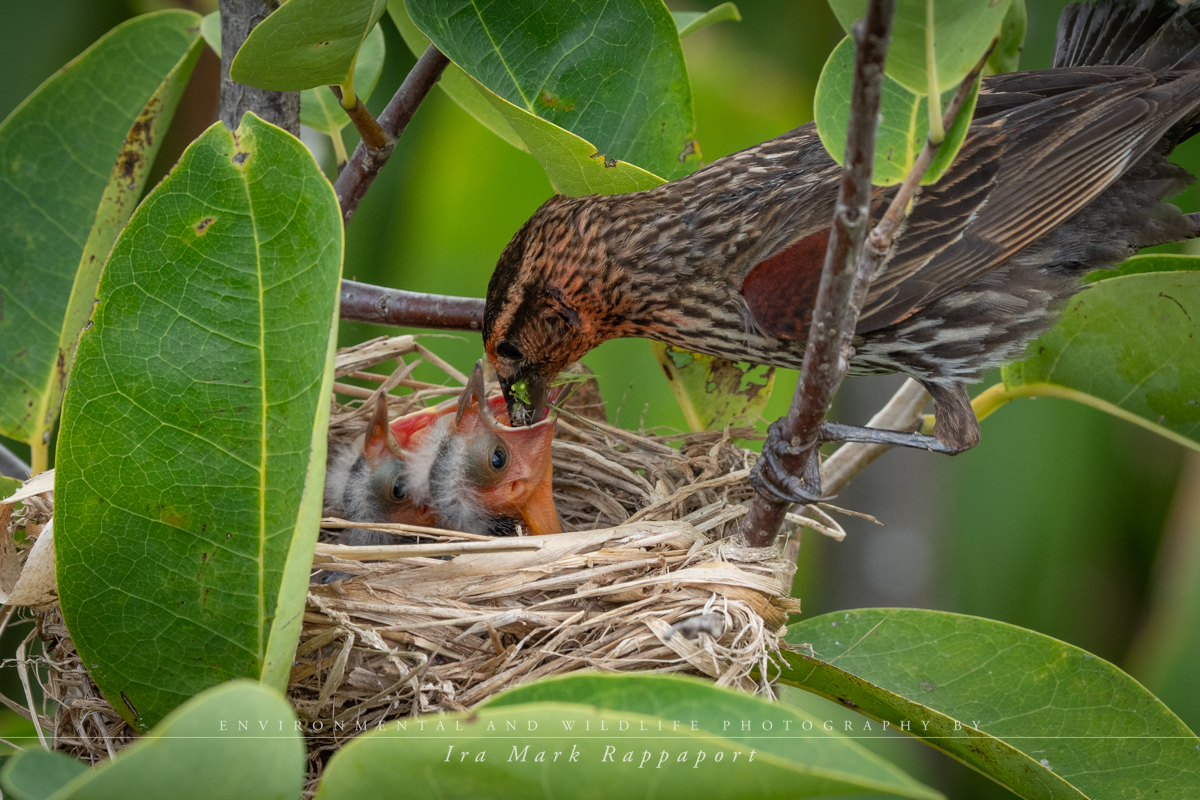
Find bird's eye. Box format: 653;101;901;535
490;447;507;470
390;475;407;502
497;340;522;360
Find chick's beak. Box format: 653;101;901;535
502;421;560;536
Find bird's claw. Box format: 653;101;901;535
750;421;826;506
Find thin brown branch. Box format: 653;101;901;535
340;280;484;331
741;0;896;545
850;44;992;312
334;44;450;226
741;36;993;548
330;86;393;155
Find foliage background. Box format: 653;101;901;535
0;1;1196;797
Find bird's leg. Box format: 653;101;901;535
752;418;826;504
817;381;979;455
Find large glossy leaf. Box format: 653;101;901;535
780;609;1200;799
230;0;388;91
816;34;980;186
55;115;342;730
0;681;303;800
388;0;528;152
484;673;941;799
651;343;775;432
0;750;86;800
985;259;1200;451
829;0;1012;96
0;11;202;473
317;674;941;800
405;0;699;182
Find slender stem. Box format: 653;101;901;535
339;59;358;111
334;44;450;226
330;128;349;166
926;0;944;144
740;0;896;546
340;280;484;331
0;441;32;479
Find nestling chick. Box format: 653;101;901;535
324;362;561;546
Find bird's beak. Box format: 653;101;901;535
499;372;551;427
363;393;404;464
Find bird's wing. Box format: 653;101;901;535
857;66;1200;332
734;67;1200;340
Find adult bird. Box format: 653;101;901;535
482;0;1200;502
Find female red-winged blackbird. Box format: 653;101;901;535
482;0;1200;501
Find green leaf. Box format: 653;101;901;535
0;11;203;473
828;0;1011;96
780;609;1200;800
203;11;386;136
388;0;527;152
230;0;388;91
997;263;1200;451
650;343;774;431
200;10;220;55
55;114;342;730
0;750;86;800
987;0;1026;75
674;3;742;39
815;35;980;186
301;25;387;135
479;84;667;196
2;681;304;800
405;0;699;182
317;675;941;800
483;673;941;799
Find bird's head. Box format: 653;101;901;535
342;395;439;527
449;362;562;536
484;197;618;425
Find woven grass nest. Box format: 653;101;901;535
4;335;820;777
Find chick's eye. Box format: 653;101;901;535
490;447;507;470
496;340;522;360
390;475;407;502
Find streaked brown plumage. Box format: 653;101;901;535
483;0;1200;469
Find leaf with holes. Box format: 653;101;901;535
0;11;202;473
230;0;388;91
651;343;774;432
780;609;1200;800
54;115;342;730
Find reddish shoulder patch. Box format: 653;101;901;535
740;228;830;340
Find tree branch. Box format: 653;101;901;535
218;0;299;134
740;31;993;548
334;44;450;226
340;280;484;331
740;0;896;546
329;86;393;157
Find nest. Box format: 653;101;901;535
2;335;807;783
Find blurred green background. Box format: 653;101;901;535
2;1;1198;796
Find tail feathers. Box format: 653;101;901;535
1055;0;1200;70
